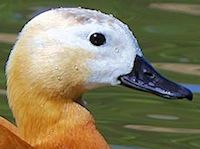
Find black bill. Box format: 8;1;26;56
119;55;193;100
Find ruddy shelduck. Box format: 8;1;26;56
0;8;192;149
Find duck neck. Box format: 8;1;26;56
7;82;109;148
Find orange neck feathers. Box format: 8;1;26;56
7;77;109;148
6;49;109;148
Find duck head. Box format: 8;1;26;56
7;8;192;104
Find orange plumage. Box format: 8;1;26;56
0;109;109;149
0;117;33;149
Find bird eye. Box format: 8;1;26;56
89;33;106;46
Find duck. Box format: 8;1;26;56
0;8;192;149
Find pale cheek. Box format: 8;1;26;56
25;57;89;100
85;56;131;87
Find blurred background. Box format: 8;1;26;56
0;0;200;149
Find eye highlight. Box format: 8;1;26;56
89;33;106;46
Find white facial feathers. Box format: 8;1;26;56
9;8;143;90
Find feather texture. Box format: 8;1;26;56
0;117;33;149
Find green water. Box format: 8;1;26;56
0;0;200;149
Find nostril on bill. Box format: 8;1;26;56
143;69;155;79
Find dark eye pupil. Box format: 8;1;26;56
90;33;106;46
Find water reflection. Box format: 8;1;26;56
182;84;200;93
111;145;147;149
